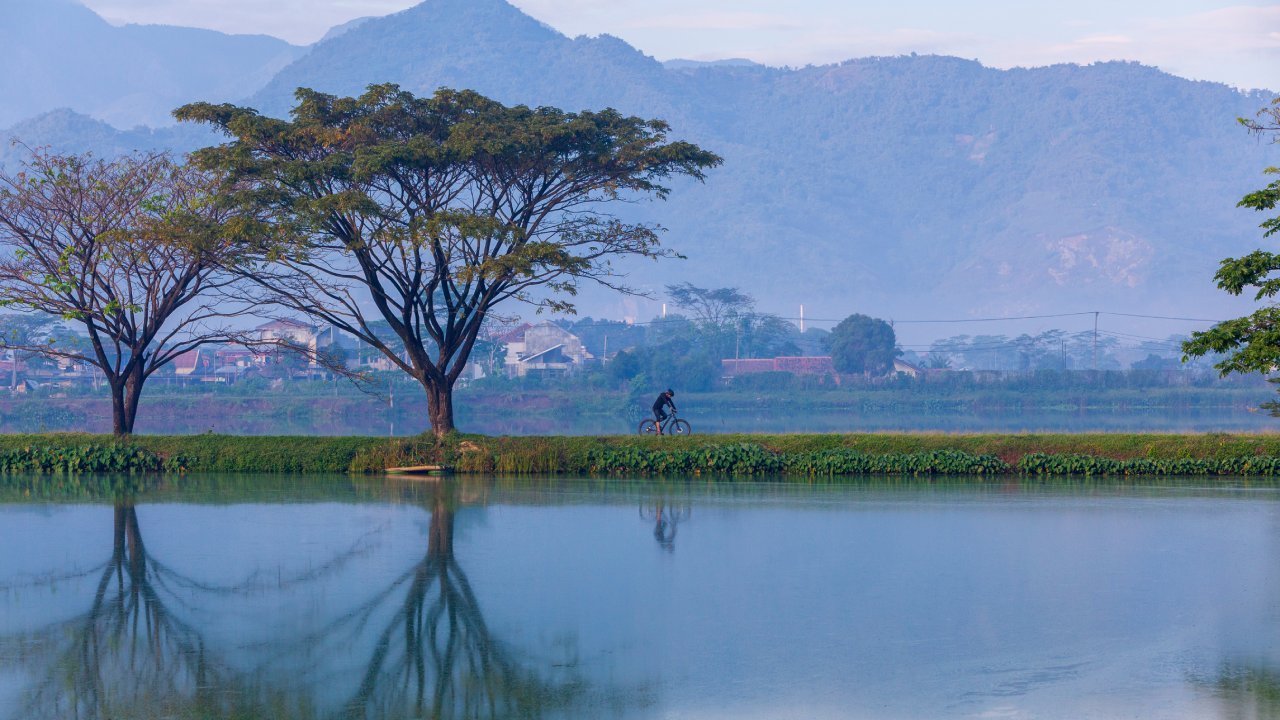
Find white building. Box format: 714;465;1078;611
502;322;594;377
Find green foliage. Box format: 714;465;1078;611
0;444;185;474
828;314;900;375
587;444;1006;476
1;432;1279;479
786;449;1009;476
608;336;721;391
1018;452;1280;476
1184;98;1280;413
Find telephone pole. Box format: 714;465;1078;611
1092;311;1099;371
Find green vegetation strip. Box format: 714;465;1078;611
2;433;1280;478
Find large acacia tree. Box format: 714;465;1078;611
1183;97;1280;410
0;150;254;435
176;84;720;435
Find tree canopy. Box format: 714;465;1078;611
827;314;900;376
175;84;720;435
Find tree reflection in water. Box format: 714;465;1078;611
1;482;628;720
340;481;584;719
5;503;298;720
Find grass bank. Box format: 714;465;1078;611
4;432;1280;477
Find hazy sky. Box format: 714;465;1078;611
78;0;1279;90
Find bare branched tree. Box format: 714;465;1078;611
0;149;264;435
665;282;753;329
177;84;721;436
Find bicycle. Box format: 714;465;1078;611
638;409;691;436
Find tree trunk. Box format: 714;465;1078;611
423;379;455;438
108;365;146;437
122;364;144;436
110;381;129;437
427;490;454;560
113;504;128;558
123;505;145;580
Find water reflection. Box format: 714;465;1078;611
0;483;604;720
5;477;1280;719
8;503;256;719
639;492;691;552
340;482;582;719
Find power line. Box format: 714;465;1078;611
1101;311;1224;323
558;310;1228;327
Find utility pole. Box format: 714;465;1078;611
1092;311;1099;371
799;305;805;333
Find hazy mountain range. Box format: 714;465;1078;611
1;0;1277;326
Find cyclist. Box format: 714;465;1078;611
652;389;677;434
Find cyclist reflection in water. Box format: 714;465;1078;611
653;506;676;550
652;389;677;434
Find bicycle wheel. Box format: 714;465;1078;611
638;419;658;435
669;419;692;436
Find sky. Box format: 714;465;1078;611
77;0;1280;91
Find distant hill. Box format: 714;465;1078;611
243;0;1280;320
3;0;1278;324
319;16;374;43
662;59;763;70
0;0;302;128
0;109;211;167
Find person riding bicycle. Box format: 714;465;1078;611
652;389;677;434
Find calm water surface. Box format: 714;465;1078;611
2;477;1280;719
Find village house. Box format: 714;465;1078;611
255;319;319;354
172;348;213;377
502;322;594;377
893;358;924;378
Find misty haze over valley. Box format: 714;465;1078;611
1;0;1276;348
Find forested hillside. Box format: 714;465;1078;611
2;0;1275;323
243;0;1280;320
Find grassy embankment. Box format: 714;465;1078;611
5;432;1280;478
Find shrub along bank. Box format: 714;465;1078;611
3;433;1280;478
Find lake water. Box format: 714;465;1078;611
2;476;1280;719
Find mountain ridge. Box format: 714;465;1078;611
1;0;1276;326
0;0;303;128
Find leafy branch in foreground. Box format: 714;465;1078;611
1183;96;1280;412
